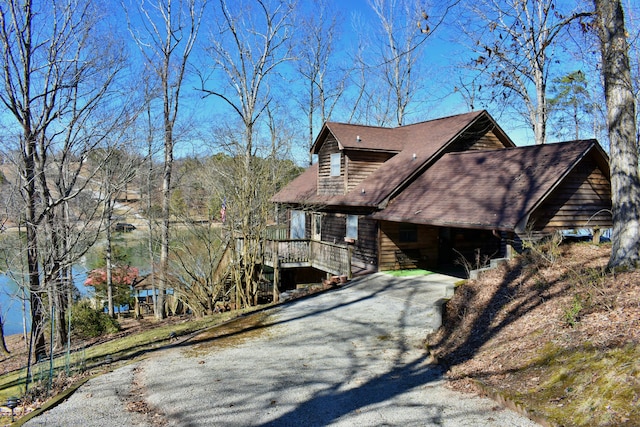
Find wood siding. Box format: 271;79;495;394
353;216;378;268
317;136;345;196
379;221;439;270
319;213;377;269
529;159;612;231
320;213;346;244
346;151;395;192
450;129;507;152
466;131;506;151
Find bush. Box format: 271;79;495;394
69;301;120;338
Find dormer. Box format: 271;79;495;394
316;134;346;196
312;123;402;197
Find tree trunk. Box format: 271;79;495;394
594;0;640;269
145;105;158;319
43;202;68;349
157;114;172;320
534;67;547;144
106;209;115;318
53;280;67;349
25;139;47;360
0;312;9;355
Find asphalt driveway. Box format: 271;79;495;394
26;273;539;426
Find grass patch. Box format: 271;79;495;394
382;269;433;277
514;342;640;426
0;306;264;407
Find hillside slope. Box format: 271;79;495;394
428;242;640;426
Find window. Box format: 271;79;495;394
346;215;358;240
290;210;306;239
312;213;322;240
330;152;341;176
399;223;418;242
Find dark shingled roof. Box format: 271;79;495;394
274;110;512;207
271;162;319;204
372;140;605;231
314;122;405;153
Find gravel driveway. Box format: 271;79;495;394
26;273;539;427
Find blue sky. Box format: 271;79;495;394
182;0;554;164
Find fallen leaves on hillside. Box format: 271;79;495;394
427;243;640;426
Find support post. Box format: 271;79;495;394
273;242;279;303
273;262;280;303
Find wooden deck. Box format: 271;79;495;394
262;239;352;277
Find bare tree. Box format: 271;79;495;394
624;0;640;144
170;220;226;316
368;0;430;126
593;0;640;269
348;0;457;126
294;0;345;165
90;146;141;317
459;0;591;144
347;0;426;126
125;0;206;319
200;0;295;307
0;0;126;359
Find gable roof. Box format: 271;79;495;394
273;110;515;207
372;140;609;231
312;122;405;153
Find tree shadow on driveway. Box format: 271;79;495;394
141;274;527;426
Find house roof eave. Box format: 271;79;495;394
374;213;518;232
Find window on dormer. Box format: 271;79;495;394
330;152;341;176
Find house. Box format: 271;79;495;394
269;110;612;286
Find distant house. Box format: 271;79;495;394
269;110;611;286
114;222;136;232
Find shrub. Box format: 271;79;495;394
522;232;563;266
563;294;584;327
69;301;120;338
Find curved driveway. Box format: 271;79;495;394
27;273;539;427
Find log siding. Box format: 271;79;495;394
529;159;612;230
317;137;345;196
346;151;395;193
319;213;377;269
449;123;509;153
379;221;439;270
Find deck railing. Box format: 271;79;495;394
310;240;351;276
262;238;352;277
263;224;288;241
263;239;310;265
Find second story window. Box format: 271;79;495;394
330;152;341;176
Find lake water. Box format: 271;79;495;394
1;268;89;337
0;274;30;336
1;233;168;337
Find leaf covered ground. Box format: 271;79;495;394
428;242;640;426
